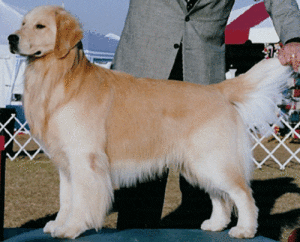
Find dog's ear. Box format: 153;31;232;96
54;9;83;58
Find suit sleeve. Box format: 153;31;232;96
264;0;300;44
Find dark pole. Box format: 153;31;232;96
0;135;6;241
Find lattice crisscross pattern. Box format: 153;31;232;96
251;114;300;170
0;113;44;161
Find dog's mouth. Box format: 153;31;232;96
9;47;17;54
21;50;43;58
33;51;42;56
8;35;44;57
10;48;43;57
9;43;19;55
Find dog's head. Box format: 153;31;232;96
8;5;83;58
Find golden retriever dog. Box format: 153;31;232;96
8;5;293;239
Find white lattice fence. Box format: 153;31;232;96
0;113;44;161
251;116;300;170
1;113;300;169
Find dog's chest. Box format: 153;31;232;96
24;64;65;139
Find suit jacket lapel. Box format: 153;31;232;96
176;0;188;14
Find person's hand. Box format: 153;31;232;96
278;42;300;72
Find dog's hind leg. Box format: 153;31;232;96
189;165;257;238
200;194;232;232
51;152;113;239
207;177;257;238
182;148;257;239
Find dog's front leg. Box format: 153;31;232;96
51;152;113;239
44;168;71;234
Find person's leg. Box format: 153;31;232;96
115;45;184;230
116;172;169;229
171;43;213;222
180;175;212;210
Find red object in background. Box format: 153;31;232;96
274;126;279;134
289;228;300;242
294;89;300;97
286;103;296;110
0;136;4;171
0;135;4;176
225;2;270;44
0;136;4;152
0;135;4;241
293;130;300;139
0;136;4;174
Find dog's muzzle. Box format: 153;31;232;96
8;34;19;54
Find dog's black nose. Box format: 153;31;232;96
8;34;19;44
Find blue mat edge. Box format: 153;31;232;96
3;228;279;241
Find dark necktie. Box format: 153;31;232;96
186;0;197;11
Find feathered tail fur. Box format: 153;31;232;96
217;58;294;136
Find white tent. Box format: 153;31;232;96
0;0;25;108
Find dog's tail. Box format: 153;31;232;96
216;58;293;135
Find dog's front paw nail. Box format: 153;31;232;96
201;219;226;232
51;223;87;239
228;226;256;239
43;220;57;234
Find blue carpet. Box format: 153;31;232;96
4;228;278;241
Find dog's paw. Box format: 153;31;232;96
201;219;227;232
228;226;256;239
44;220;59;234
51;222;88;239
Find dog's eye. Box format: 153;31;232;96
36;24;46;29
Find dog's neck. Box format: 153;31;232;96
23;42;88;140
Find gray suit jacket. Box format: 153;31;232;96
112;0;300;85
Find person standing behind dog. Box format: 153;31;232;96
112;0;300;230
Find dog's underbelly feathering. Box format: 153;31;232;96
8;5;294;239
